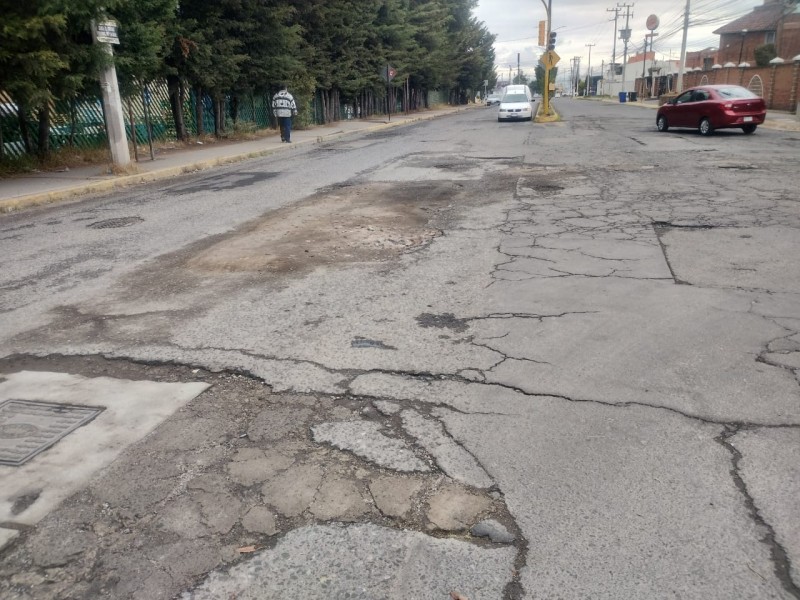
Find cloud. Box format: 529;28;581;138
475;0;759;79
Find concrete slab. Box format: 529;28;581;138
440;397;793;599
312;420;430;472
660;226;800;294
401;409;493;488
0;526;19;551
732;428;800;587
0;371;209;525
181;523;516;599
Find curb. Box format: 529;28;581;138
0;107;467;213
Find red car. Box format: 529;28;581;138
656;85;766;136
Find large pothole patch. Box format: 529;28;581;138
187;181;463;274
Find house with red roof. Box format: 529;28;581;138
713;0;800;65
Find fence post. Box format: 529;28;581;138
791;58;800;115
768;65;777;109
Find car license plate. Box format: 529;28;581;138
743;116;753;122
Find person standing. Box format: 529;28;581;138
272;85;298;143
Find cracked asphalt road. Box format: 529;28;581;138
1;99;799;599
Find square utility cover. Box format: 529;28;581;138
0;399;103;466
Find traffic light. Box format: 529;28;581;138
538;20;546;46
547;31;557;51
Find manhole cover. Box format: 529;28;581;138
87;216;144;229
0;400;103;466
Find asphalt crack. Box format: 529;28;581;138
716;426;800;598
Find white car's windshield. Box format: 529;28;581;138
503;94;529;103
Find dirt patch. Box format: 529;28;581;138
187;181;463;275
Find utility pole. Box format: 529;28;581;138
607;6;621;83
600;59;605;94
572;56;581;96
619;3;634;95
585;43;595;96
677;0;690;93
517;53;521;83
91;19;130;168
642;30;659;98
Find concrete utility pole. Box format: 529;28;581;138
92;20;130;168
600;59;606;94
607;6;621;83
585;43;595;96
619;3;634;94
677;0;690;93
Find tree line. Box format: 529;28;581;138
0;0;497;158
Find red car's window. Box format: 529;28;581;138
716;87;759;99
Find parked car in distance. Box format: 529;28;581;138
498;85;533;122
656;85;766;136
485;93;501;106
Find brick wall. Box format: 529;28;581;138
674;62;800;112
718;32;774;65
779;20;800;59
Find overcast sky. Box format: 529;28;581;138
474;0;762;82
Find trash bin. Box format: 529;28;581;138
628;91;638;102
619;92;627;103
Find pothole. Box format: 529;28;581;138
186;181;460;275
87;216;143;229
0;355;526;600
415;312;470;332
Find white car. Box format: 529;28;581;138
498;85;533;122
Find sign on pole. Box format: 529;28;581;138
381;65;397;82
542;50;560;70
94;20;120;45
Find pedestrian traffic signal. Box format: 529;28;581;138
547;31;557;51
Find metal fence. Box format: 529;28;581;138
1;83;445;161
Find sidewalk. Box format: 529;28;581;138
0;106;469;213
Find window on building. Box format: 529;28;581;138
703;57;714;70
765;31;776;45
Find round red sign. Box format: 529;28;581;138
646;14;659;31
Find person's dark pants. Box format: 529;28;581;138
278;116;292;142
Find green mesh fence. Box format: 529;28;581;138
1;83;445;161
